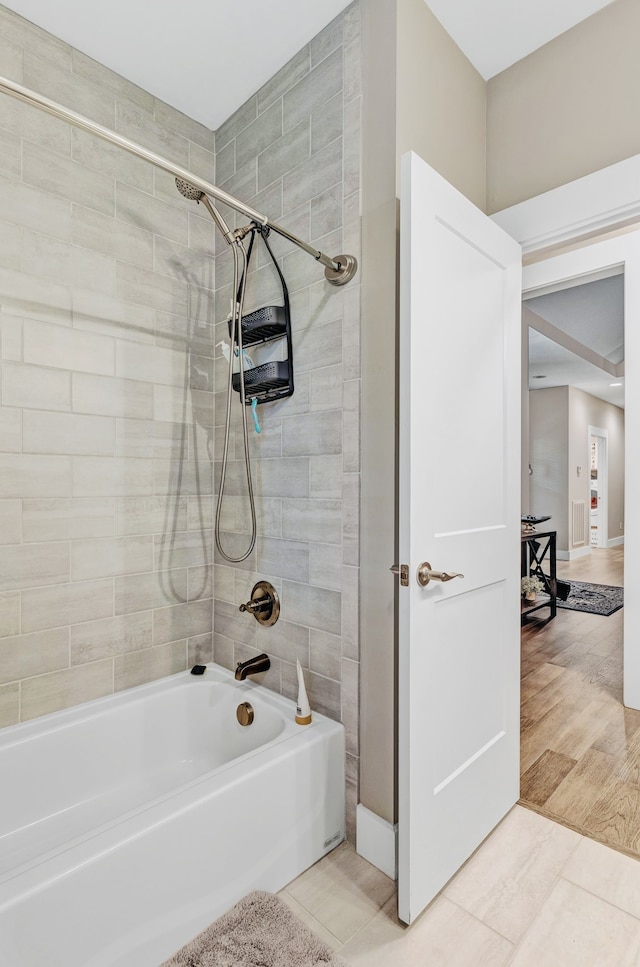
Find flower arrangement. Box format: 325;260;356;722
521;576;544;596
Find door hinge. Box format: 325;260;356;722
390;564;409;587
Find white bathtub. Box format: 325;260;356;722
0;663;345;966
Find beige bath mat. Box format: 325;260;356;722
160;890;348;967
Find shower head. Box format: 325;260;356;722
175;177;204;201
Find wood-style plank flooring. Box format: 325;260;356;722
518;546;640;855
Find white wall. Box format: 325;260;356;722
529;387;569;550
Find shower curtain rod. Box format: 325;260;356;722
0;75;357;286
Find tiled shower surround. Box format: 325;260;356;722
0;5;361;833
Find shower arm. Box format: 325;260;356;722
0;75;357;286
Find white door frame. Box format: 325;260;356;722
493;155;640;709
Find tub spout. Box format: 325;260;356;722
235;653;271;680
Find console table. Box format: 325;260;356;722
521;529;557;623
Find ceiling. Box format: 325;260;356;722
1;0;617;130
524;274;625;409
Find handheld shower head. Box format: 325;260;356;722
175;177;204;201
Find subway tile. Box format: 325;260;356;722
115;183;189;247
72;288;155;345
21;660;113;721
256;537;310;583
0;33;23;84
282;581;341;635
309;543;342;591
310;363;343;411
1;312;23;361
0;97;71;159
0;128;21;180
283;226;342;294
342;283;360;381
153;384;213;426
0;407;21;451
154;529;212;570
22;497;114;542
0;682;19;727
257;120;311;192
256;618;309;667
154;458;213;498
72;204;154;270
283;135;343;213
282;661;341;720
257;46;311;115
343;378;360;473
343;472;359;566
23;410;115;456
24;52;115;128
23;141;115;216
213;632;234;670
341;564;359;661
71;127;153;193
344;97;361;197
187;633;213;666
154;99;215;153
214;598;257;648
0;592;20;638
344;35;362;106
116;262;189;316
293;318;342;372
310;628;342;681
22;579;114;634
311;92;343;156
153;598;212;645
0;454;72;499
114;418;181;460
282;410;342;457
72;50;155;115
216;456;310;498
73;456;154;497
188;495;214;532
310;183;343;240
2;362;70;412
0;500;21;544
24;319;115;376
0;6;71;70
282;497;342;544
188;565;212;601
236;100;283;174
0;217;22;270
116;100;190;168
283;48;343;133
311;14;344;66
114;569;189;615
116;341;185;386
215;140;235;185
71;534;153;580
341;657;359;755
216;96;258;152
114;641;186;691
213;564;236;604
310;454;342;499
0;267;72;323
73;373;154;419
71;611;154;663
0;627;69;685
115;495;188;537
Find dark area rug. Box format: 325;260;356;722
160;890;348;967
557;580;624;616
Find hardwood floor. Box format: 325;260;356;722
518;546;640;856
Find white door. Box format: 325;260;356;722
398;153;522;924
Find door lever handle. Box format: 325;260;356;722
417;562;465;587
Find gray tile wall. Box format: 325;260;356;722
0;4;216;723
211;3;362;840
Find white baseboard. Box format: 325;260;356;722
608;536;624;548
558;546;592;561
356;804;398;880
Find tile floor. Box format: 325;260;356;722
279;804;640;965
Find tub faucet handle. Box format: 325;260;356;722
238;580;280;626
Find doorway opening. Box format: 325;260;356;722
519;270;632;853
